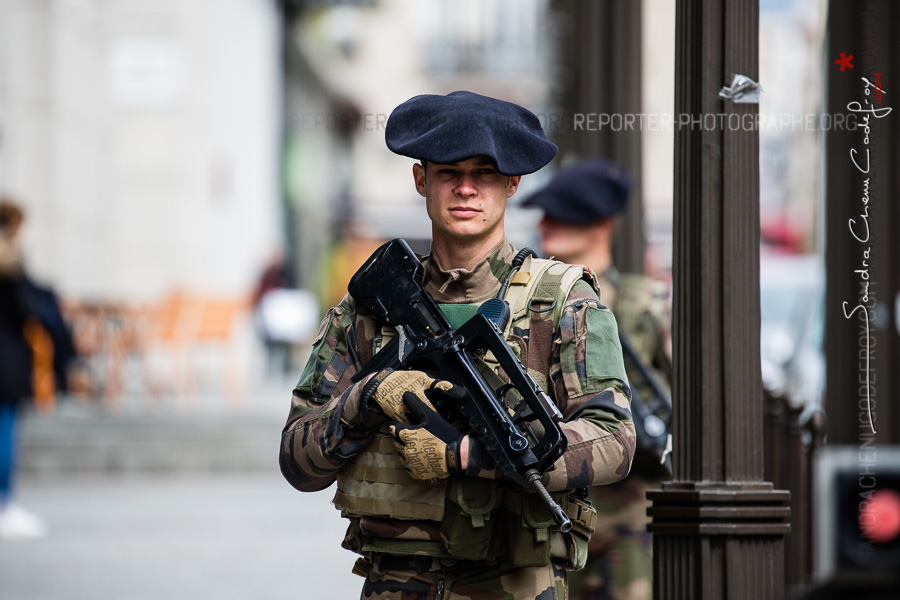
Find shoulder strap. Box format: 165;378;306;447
509;259;596;395
504;258;593;335
504;256;568;337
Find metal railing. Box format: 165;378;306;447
763;388;827;592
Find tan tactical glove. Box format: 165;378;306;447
364;369;465;423
388;394;464;480
388;394;496;481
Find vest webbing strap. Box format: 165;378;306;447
532;271;564;304
361;433;398;454
468;258;590;395
340;462;421;485
333;490;445;522
505;256;560;335
361;538;450;558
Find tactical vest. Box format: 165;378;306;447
333;256;599;570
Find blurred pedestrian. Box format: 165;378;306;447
522;159;672;600
281;92;636;599
0;196;48;540
252;251;292;374
252;251;321;376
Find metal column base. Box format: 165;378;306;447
648;482;791;599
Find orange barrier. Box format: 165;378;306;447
62;293;251;412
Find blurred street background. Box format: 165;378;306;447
4;0;895;598
0;0;827;412
0;371;367;600
0;470;361;600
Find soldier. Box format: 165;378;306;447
280;91;637;599
521;159;672;600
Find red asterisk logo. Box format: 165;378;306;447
835;52;854;71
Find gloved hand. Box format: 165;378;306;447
364;369;466;424
389;394;495;481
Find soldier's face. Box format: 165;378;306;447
538;217;604;263
414;157;520;246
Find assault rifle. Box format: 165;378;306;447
348;239;572;532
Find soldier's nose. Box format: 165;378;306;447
454;176;477;197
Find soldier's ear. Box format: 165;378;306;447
413;162;427;197
506;175;522;198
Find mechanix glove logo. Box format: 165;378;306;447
388;394;466;481
371;370;460;423
392;429;449;481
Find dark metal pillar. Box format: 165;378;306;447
550;0;644;274
824;0;900;448
647;1;790;598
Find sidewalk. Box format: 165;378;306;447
0;471;362;600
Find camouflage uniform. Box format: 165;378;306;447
281;238;636;599
570;268;671;600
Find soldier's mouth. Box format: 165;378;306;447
450;207;480;217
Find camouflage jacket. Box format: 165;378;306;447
280;238;635;562
581;267;672;493
598;267;672;387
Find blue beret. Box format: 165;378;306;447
385;91;557;176
520;159;633;223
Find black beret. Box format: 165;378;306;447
520;159;633;223
385;91;557;176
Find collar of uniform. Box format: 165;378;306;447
423;238;516;304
